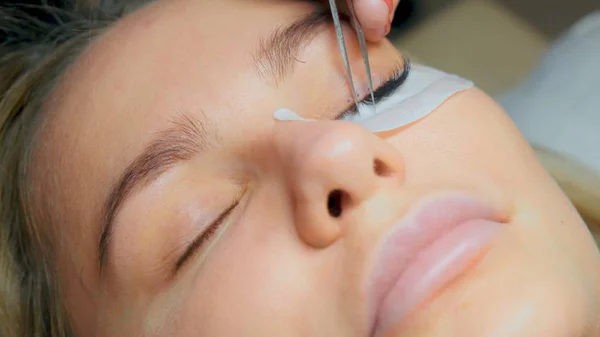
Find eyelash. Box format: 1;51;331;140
336;58;411;120
175;198;240;272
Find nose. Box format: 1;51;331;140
273;120;404;248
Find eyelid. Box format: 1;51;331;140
174;195;241;273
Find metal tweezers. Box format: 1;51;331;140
328;0;376;117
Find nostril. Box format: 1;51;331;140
327;190;346;218
373;158;393;177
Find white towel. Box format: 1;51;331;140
498;11;600;174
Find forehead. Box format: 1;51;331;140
46;0;317;185
52;0;319;122
55;0;316;128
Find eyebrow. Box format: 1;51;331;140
98;112;217;271
252;8;331;84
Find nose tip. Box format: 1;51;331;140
273;120;404;248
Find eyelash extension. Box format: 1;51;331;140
336;57;412;120
174;198;240;272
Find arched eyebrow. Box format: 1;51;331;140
98;112;217;272
252;8;331;85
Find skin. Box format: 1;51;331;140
31;0;600;336
323;0;400;40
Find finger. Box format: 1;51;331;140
352;0;393;42
318;0;394;42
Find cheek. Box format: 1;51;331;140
458;276;588;336
377;88;600;335
174;197;318;335
394;226;592;337
384;88;551;192
462;265;591;337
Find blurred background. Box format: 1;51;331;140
391;0;599;96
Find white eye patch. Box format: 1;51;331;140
273;64;474;133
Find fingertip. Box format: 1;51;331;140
354;0;389;27
353;0;390;41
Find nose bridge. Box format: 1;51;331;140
273;120;404;248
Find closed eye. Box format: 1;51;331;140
174;198;240;273
336;58;411;121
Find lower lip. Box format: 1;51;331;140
375;219;502;335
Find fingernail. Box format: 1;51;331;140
383;0;394;14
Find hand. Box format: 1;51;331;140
320;0;400;42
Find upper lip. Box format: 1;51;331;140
366;193;506;335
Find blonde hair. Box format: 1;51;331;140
0;2;152;336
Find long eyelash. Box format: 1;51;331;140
336;57;412;120
336;108;356;121
361;59;411;105
175;198;239;272
336;66;404;120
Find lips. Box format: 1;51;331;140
367;194;506;336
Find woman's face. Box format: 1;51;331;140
35;0;600;336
